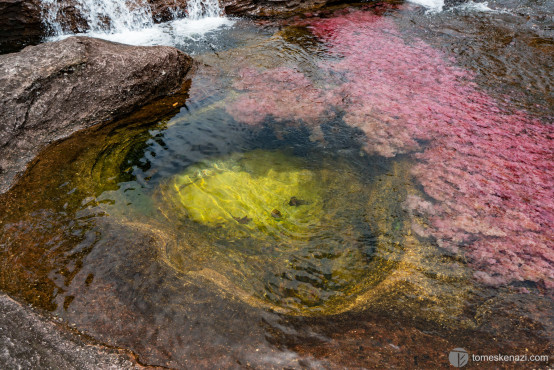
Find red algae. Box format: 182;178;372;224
228;67;334;125
226;9;554;290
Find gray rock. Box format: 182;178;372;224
0;294;142;369
0;36;192;194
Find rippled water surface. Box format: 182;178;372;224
1;1;552;367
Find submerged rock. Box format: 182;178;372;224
0;294;141;369
156;150;389;314
0;36;193;194
153;150;471;319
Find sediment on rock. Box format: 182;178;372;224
0;36;193;194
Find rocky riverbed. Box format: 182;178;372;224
0;0;552;368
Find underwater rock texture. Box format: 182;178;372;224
0;36;192;194
226;9;554;291
0;294;140;369
0;0;42;53
156;150;402;315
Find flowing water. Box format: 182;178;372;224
40;0;155;34
39;0;233;48
1;0;553;367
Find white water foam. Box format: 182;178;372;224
407;0;445;12
407;0;497;13
187;0;222;19
40;0;234;48
40;0;154;33
51;16;235;47
453;1;496;12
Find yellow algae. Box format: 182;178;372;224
155;153;472;323
155;150;393;314
165;150;326;238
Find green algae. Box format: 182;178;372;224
0;122;473;322
0;94;473;323
154;152;472;321
156;150;395;314
164;150;327;237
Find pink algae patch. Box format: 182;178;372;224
227;67;333;125
226;9;554;290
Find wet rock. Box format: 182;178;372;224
443;0;469;8
0;0;338;53
148;0;189;22
0;0;43;53
0;294;141;369
38;1;89;35
221;0;330;16
41;0;191;28
0;36;193;194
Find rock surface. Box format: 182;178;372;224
0;294;142;369
148;0;188;21
0;0;43;53
221;0;330;16
0;36;192;194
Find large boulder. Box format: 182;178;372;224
0;36;193;194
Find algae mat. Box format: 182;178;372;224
153;150;470;320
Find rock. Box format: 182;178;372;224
148;0;189;22
220;0;329;16
0;0;43;53
0;36;193;194
443;0;469;8
0;294;142;369
40;0;190;31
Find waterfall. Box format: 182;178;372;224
186;0;221;20
39;0;223;36
39;0;233;49
40;0;155;35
